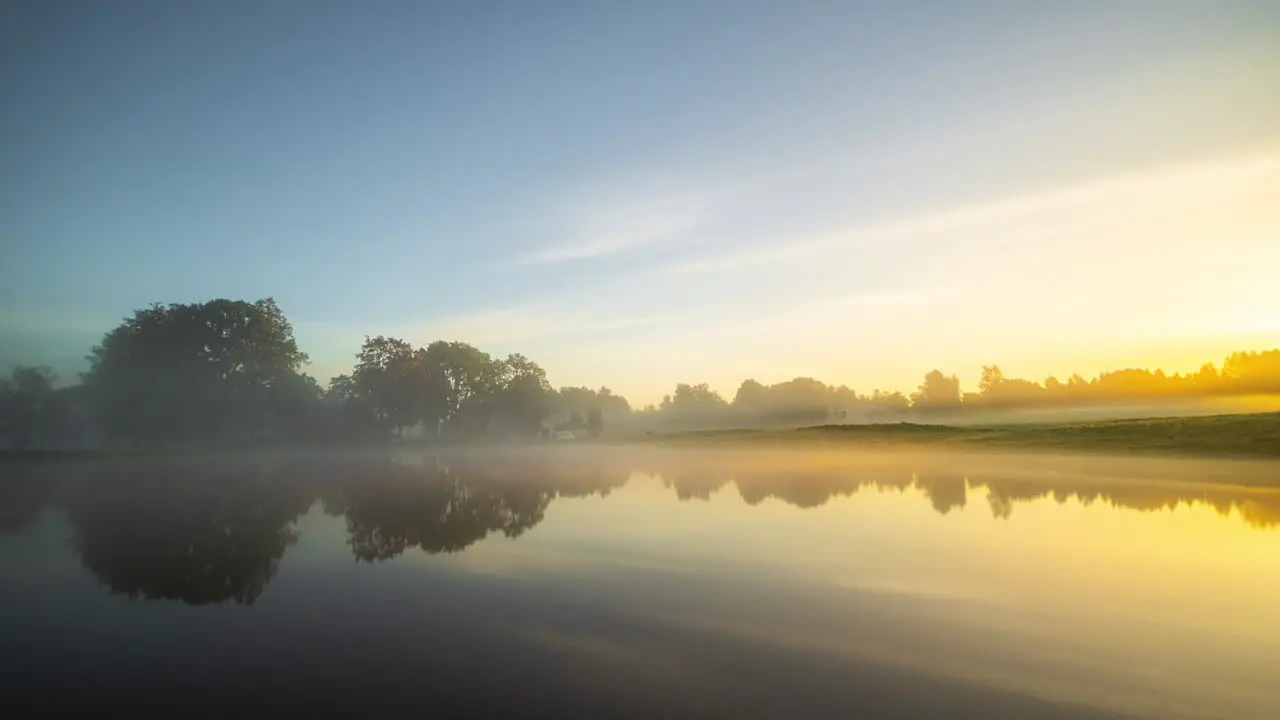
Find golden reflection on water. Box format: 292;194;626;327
3;449;1279;719
440;451;1280;720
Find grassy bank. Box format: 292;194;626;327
5;412;1278;464
653;412;1280;458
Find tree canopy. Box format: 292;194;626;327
81;298;310;445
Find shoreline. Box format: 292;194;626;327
4;411;1278;464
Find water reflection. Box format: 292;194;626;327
654;453;1280;529
331;453;631;562
0;465;67;536
68;460;315;604
3;449;1277;606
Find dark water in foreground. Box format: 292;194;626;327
2;448;1278;719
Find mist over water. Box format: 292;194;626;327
2;448;1277;718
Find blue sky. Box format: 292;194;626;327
3;1;1278;403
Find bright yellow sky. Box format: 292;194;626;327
502;149;1280;403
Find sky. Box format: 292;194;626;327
3;0;1278;404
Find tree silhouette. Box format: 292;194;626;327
82;298;309;445
0;366;71;450
911;370;962;411
587;405;603;438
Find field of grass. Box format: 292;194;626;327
655;412;1280;458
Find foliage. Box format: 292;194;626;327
0;366;70;450
82;298;308;445
338;338;556;440
911;370;962;410
587;405;603;438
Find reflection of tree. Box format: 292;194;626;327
343;475;552;561
913;473;967;514
69;462;316;605
987;489;1013;520
973;475;1280;529
663;472;731;501
338;453;631;562
0;466;63;536
642;454;1280;531
549;459;631;499
1236;500;1280;530
736;469;867;508
27;449;1279;614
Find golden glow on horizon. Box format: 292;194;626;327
529;149;1280;403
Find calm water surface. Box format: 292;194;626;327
2;448;1278;718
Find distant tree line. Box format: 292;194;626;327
2;296;1278;449
640;350;1280;428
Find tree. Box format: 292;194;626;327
586;405;603;438
1192;363;1219;391
424;341;500;434
1222;350;1280;393
353;336;424;435
869;389;910;413
492;353;555;436
829;384;860;409
557;386;631;432
665;383;726;411
911;370;961;409
731;379;768;412
0;366;69;450
594;387;631;418
82;298;308;445
271;372;325;440
978;365;1005;396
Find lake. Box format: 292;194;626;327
2;447;1278;718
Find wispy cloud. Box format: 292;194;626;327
829;287;959;309
518;237;654;265
512;178;727;265
661;150;1278;276
414;306;664;344
517;195;706;265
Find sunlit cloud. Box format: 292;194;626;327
829;287;961;309
515;191;708;265
661;150;1278;276
411;306;665;344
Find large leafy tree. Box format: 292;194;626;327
352;336;438;435
83;298;308;445
424;340;502;434
491;353;556;436
661;382;727;411
0;366;70;450
910;370;961;410
557;386;630;435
